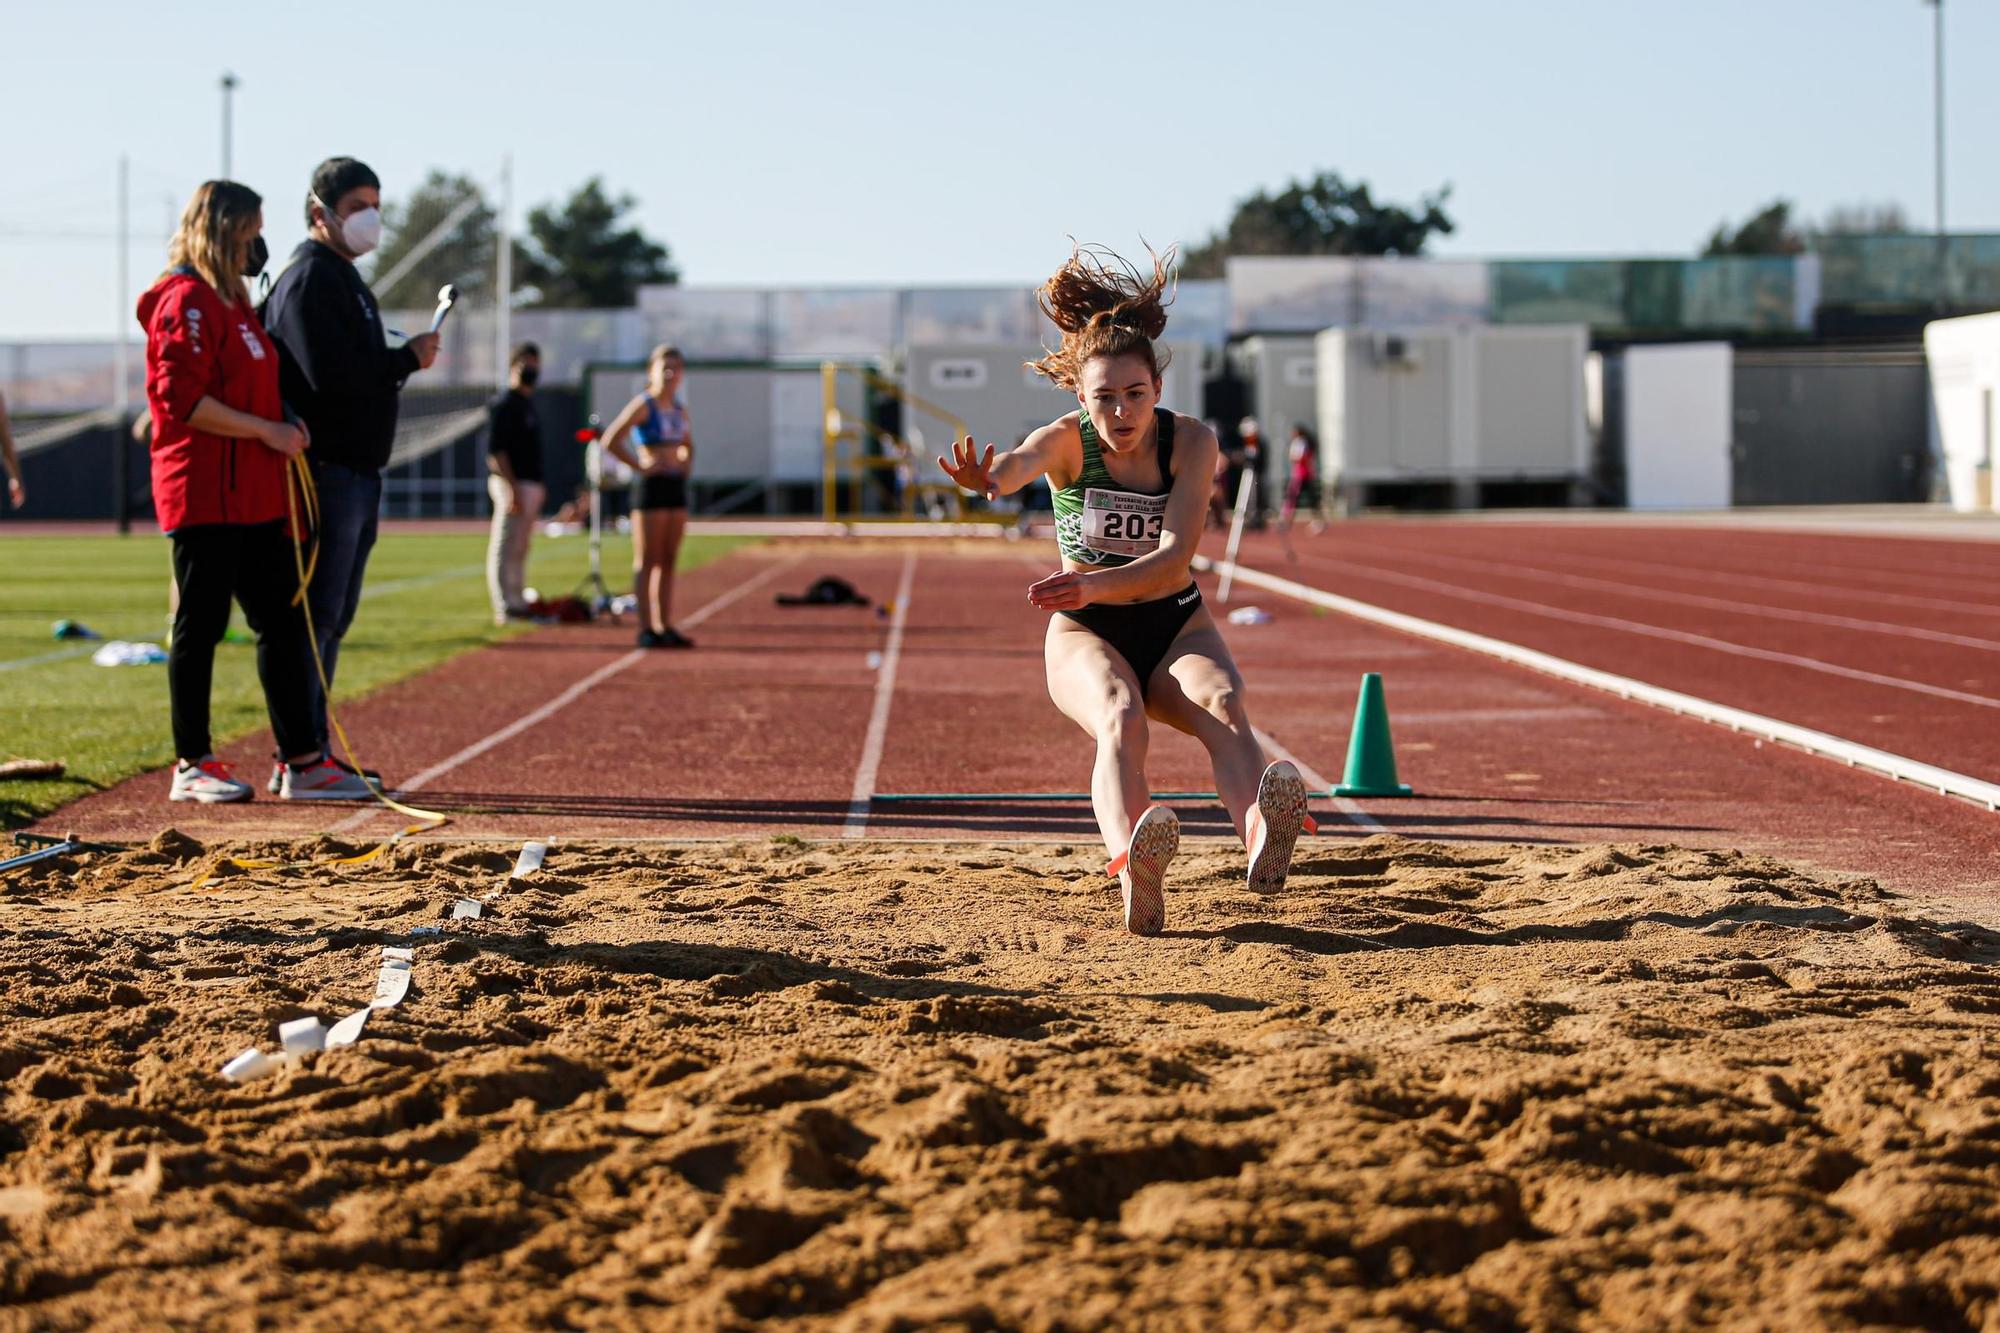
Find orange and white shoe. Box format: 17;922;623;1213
1107;804;1179;937
1247;760;1315;895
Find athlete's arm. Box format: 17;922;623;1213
599;395;649;471
938;419;1072;501
1030;417;1217;609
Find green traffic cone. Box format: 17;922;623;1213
1334;672;1413;797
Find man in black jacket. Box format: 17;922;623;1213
261;157;440;790
486;342;544;624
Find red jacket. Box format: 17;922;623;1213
138;269;290;532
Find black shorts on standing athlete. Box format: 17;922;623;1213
628;396;689;512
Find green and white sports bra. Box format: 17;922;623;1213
1052;408;1177;567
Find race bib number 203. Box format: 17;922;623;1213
1081;487;1167;557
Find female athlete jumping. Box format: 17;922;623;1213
938;245;1313;935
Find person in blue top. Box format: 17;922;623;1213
938;245;1314;936
602;343;696;648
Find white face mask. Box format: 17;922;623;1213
336;206;382;257
315;193;382;257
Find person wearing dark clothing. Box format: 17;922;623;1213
1239;417;1267;529
486;343;544;623
139;179;373;804
258;157;439;787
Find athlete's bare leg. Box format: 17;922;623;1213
656;507;687;629
633;508;679;634
1045;615;1151;860
1146;610;1267;842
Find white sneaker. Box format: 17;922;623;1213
170;756;253;804
269;757;379;794
279;758;378;801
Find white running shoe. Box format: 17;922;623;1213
279;758;378;801
269;757;380;794
1110;804;1179;937
170;756;253;804
1247;760;1313;895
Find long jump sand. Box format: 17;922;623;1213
4;831;1999;1328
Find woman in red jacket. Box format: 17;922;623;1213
140;180;373;803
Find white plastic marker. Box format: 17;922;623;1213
221;1048;274;1083
372;946;414;1008
325;945;419;1050
485;839;549;903
278;1017;328;1057
323;1008;369;1050
429;283;460;333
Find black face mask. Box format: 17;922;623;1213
517;365;540;388
244;234;269;278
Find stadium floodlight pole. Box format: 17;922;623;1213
219;72;238;178
114;155;131;534
495;153;513;393
1925;0;1945;310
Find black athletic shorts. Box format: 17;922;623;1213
1061;583;1204;697
631;474;688;511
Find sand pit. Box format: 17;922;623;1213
4;831;2000;1329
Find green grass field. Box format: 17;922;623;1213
0;529;755;827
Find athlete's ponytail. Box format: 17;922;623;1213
1027;243;1175;391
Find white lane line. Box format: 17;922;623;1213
331;556;801;833
1394;706;1603;724
844;550;919;838
1285;553;2000;712
1315;545;2000;653
362;563;485;599
1447;542;2000;616
1202;556;2000;812
1251;726;1380;831
0;644;96;673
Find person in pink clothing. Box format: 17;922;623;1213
1278;422;1325;534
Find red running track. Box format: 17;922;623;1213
1228;521;2000;783
32;533;2000;899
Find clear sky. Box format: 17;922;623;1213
2;0;1991;339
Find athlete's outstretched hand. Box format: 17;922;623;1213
1028;568;1094;612
938;437;999;501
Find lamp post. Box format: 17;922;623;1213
1923;1;1945;310
220;71;238;178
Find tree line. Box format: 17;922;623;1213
371;169;1919;310
366;173;676;309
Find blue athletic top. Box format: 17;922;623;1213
632;395;688;447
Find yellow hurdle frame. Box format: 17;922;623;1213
819;361;1006;524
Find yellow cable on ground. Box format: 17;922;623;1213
193;455;448;887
